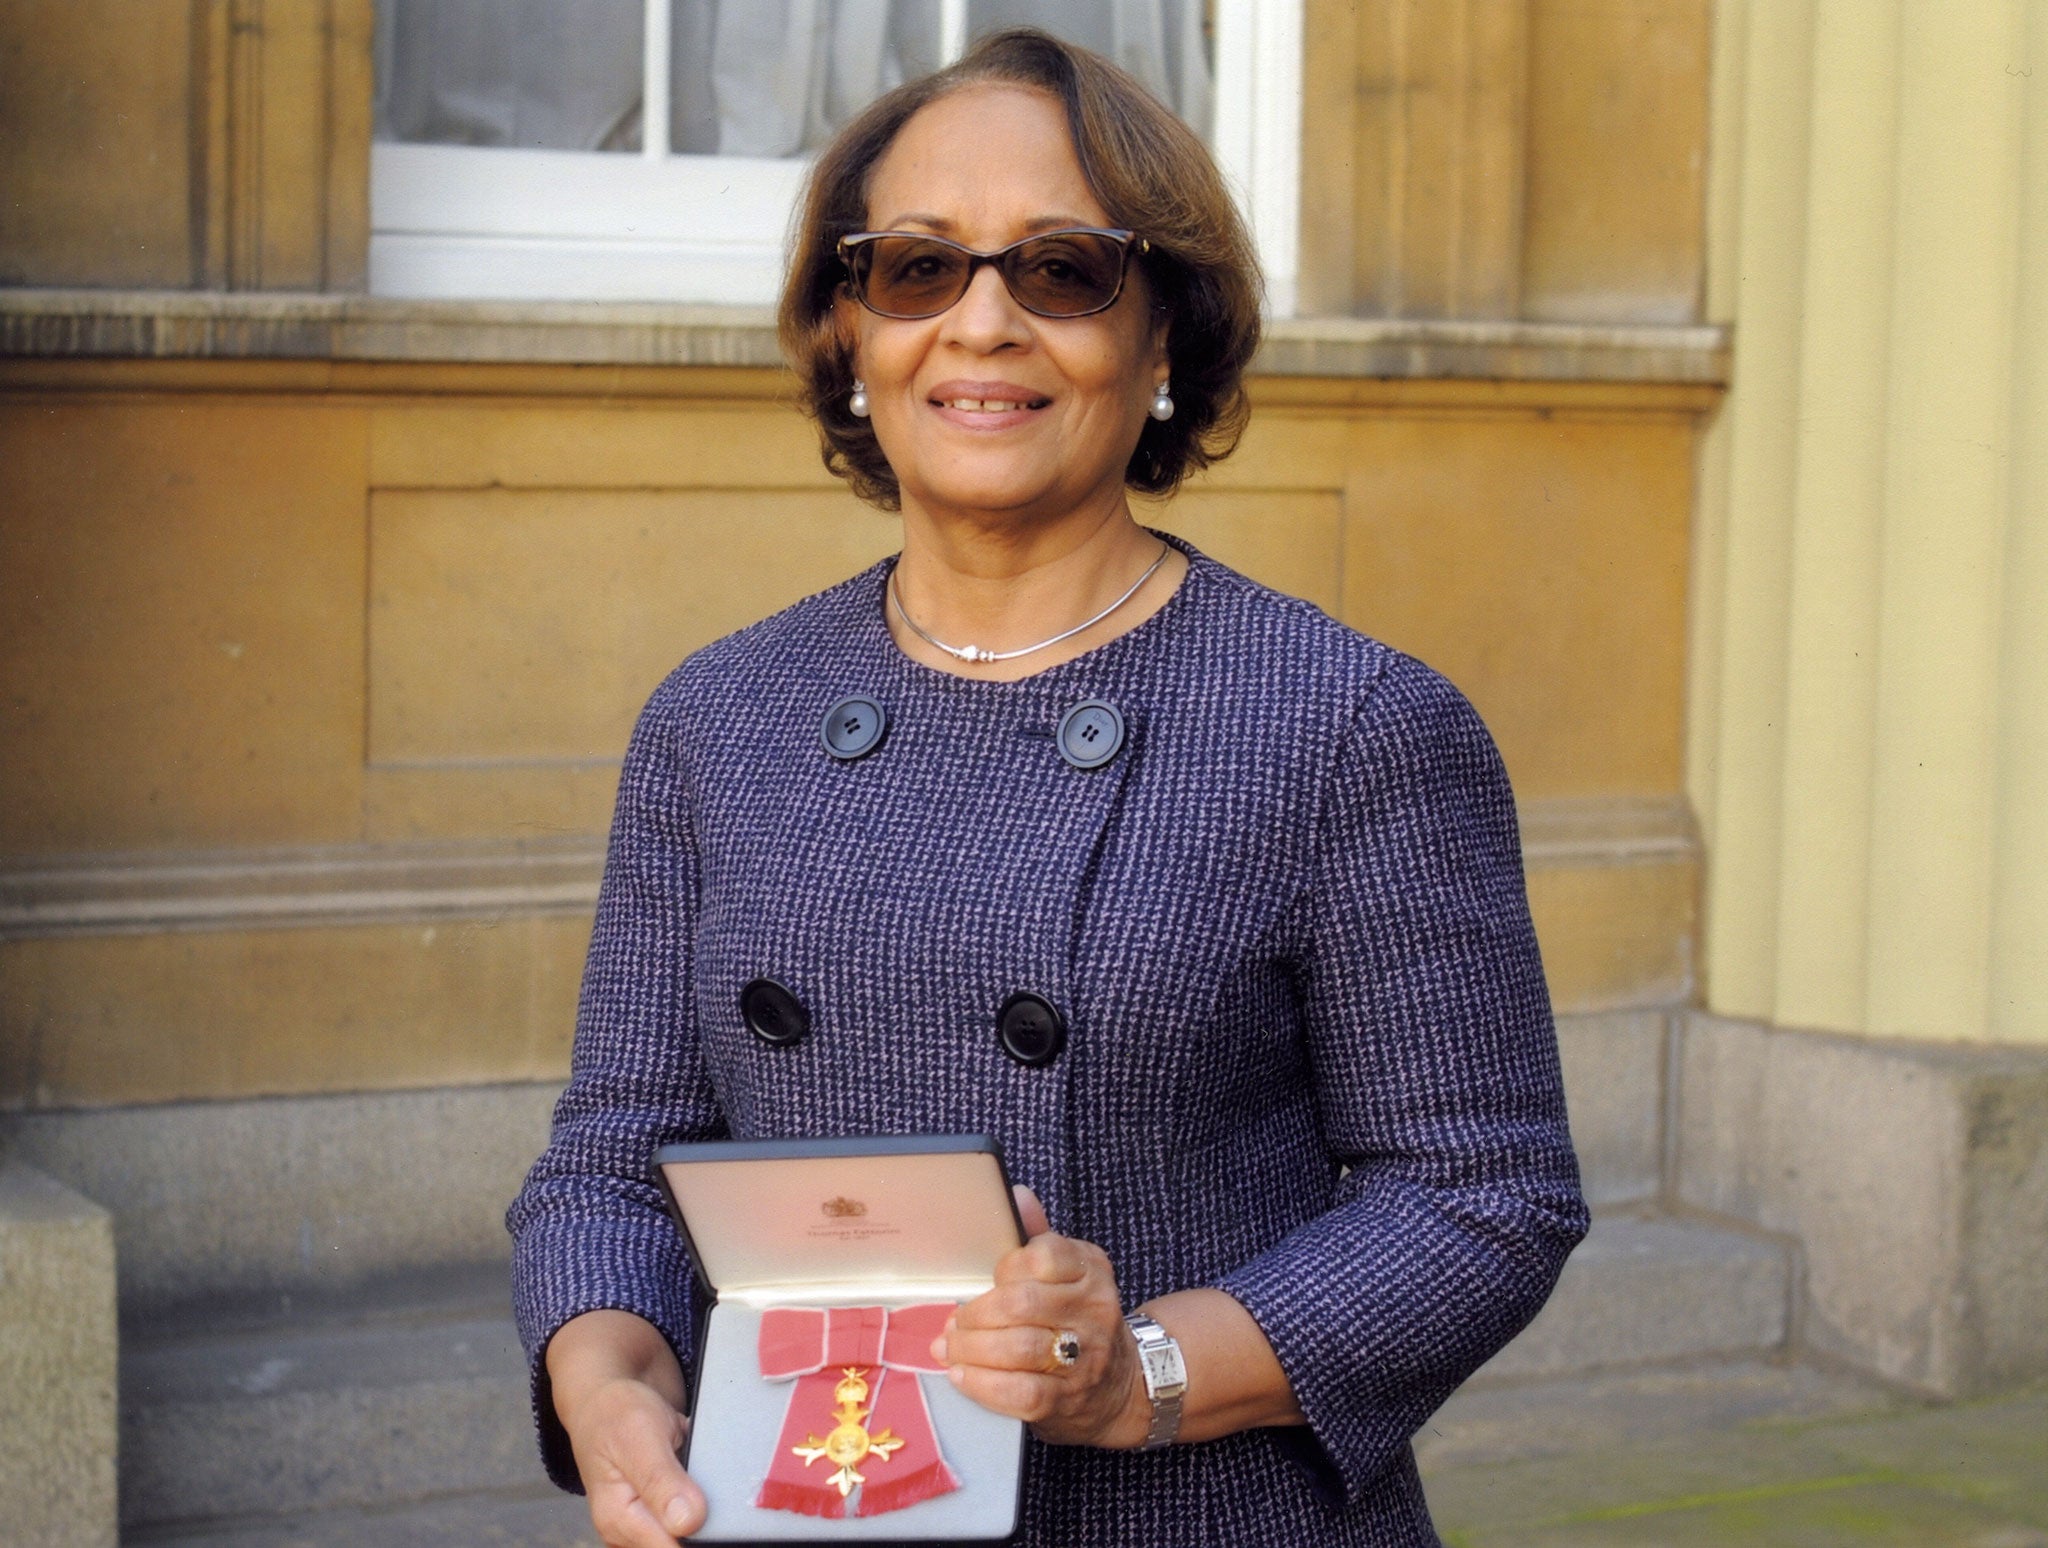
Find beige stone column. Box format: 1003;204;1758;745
1991;0;2048;1041
1684;0;2048;1395
1692;0;2045;1047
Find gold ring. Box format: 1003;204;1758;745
1046;1329;1081;1372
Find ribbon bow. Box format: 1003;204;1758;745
755;1303;960;1519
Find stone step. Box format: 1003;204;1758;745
128;1361;1906;1548
123;1485;597;1547
1415;1354;1895;1477
1476;1209;1794;1382
120;1212;1792;1536
120;1264;537;1532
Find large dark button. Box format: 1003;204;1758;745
820;695;888;761
1056;699;1125;770
740;978;809;1046
997;991;1067;1067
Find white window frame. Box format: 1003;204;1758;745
369;0;1302;315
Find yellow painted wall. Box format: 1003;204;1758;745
0;1;1726;1104
0;0;198;288
1522;0;1711;323
0;0;370;291
1;399;370;851
1299;0;1709;322
1;364;1708;1105
1691;0;2047;1044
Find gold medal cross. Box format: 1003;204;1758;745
791;1368;905;1497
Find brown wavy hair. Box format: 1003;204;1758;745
777;27;1263;511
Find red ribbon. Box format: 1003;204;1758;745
754;1303;961;1519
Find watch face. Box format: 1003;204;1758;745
1142;1344;1187;1394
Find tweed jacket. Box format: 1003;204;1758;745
509;537;1588;1546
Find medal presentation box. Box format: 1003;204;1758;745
654;1136;1028;1543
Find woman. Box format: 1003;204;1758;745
510;28;1586;1548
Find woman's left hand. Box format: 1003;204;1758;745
931;1186;1149;1448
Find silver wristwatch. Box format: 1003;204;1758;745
1124;1311;1187;1449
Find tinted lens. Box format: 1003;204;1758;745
1002;232;1127;315
856;237;974;317
847;231;1132;318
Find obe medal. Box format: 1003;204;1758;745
790;1368;905;1498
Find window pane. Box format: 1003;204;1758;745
374;0;645;152
668;0;945;157
967;0;1212;136
374;0;1216;162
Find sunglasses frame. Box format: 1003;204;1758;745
837;227;1150;320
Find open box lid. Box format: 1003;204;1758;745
653;1135;1025;1306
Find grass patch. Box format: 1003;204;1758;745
1543;1470;1903;1525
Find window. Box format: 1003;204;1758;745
369;0;1300;313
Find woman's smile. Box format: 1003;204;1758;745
927;378;1053;429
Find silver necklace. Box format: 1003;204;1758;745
890;541;1172;665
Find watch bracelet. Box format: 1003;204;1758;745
1123;1310;1186;1450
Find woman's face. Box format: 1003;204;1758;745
845;84;1168;529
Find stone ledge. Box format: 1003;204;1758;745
1257;315;1728;385
0;836;605;940
0;288;1730;384
0;795;1698;940
0;290;787;370
1519;795;1696;868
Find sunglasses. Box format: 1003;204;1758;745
837;227;1148;319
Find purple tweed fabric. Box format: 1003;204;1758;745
508;536;1588;1546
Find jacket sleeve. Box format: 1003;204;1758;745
1212;654;1588;1507
506;678;729;1492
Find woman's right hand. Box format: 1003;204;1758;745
547;1309;707;1544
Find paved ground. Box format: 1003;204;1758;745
134;1360;2047;1546
1418;1362;2048;1548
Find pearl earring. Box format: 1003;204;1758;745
849;378;870;418
1149;381;1174;422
